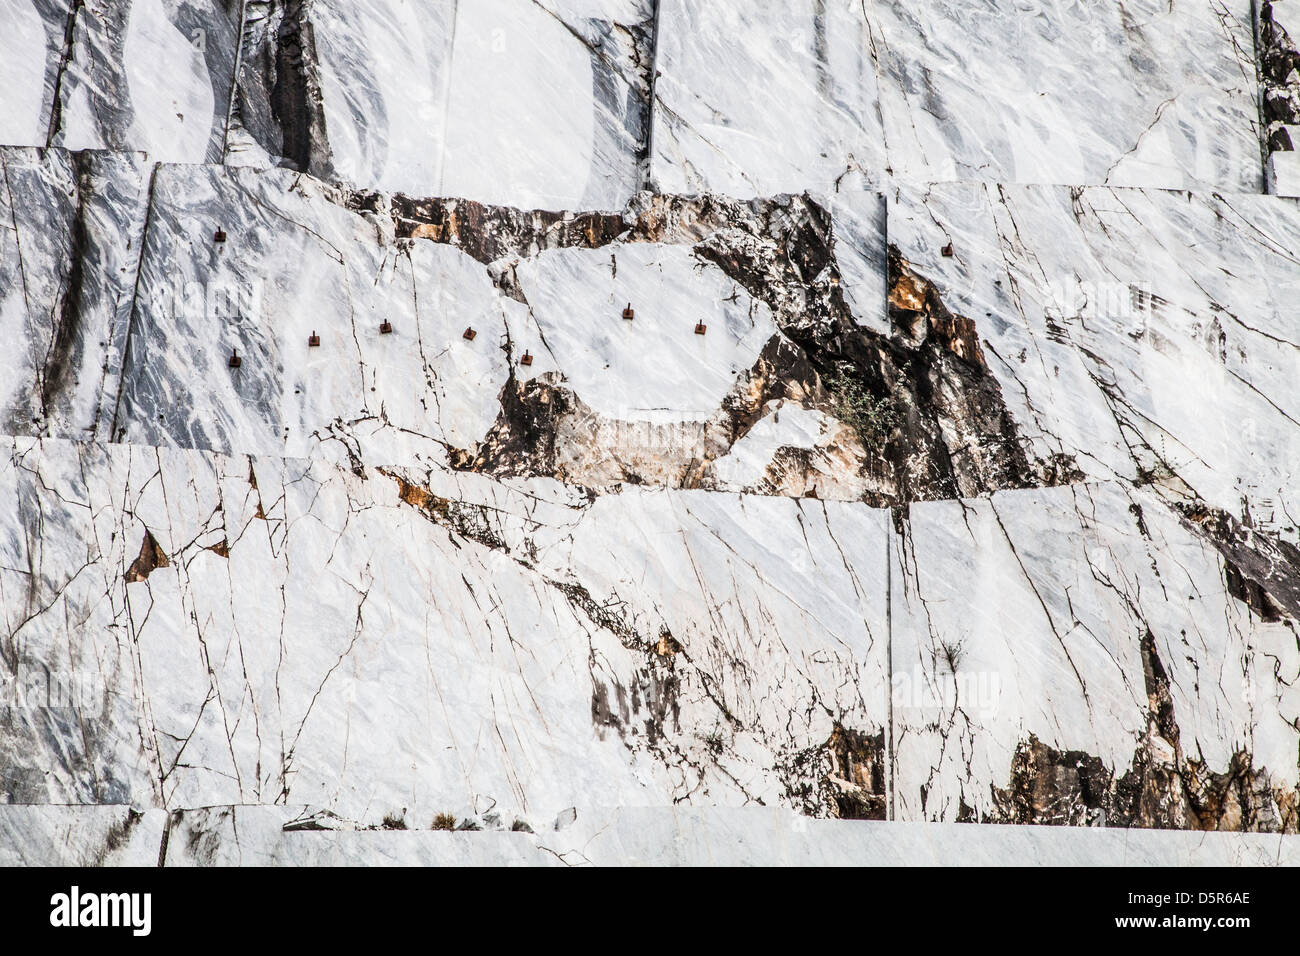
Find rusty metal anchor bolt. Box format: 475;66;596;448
622;304;635;321
520;351;533;366
941;243;954;257
379;321;393;335
228;349;242;368
463;327;477;341
214;229;227;243
694;322;708;335
308;332;320;347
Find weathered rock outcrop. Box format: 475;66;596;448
1258;0;1300;194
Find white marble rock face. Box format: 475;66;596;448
0;147;152;441
819;190;889;335
0;806;166;866
0;437;890;823
517;807;1300;867
110;160;852;484
869;0;1261;191
0;1;1299;867
0;0;70;148
7;804;1297;866
1269;148;1300;196
113;161;513;468
50;0;243;163
885;182;1300;530
0;1;1272;198
256;0;653;209
892;482;1299;826
652;0;885;197
653;0;1262;196
1;432;1294;837
513;243;779;421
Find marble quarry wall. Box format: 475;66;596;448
0;0;1296;865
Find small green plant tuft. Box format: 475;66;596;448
824;372;899;444
380;812;407;830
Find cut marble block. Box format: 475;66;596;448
819;190;888;335
1268;148;1300;196
891;482;1299;828
0;806;166;866
652;0;884;197
50;0;242;163
236;0;652;208
531;807;1300;866
435;0;651;207
513;243;778;421
653;0;1262;195
304;0;456;187
887;181;1300;528
870;0;1261;190
114;162;513;468
4;804;1295;865
0;437;890;823
0;147;152;441
0;0;71;147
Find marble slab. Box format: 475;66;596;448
652;0;1262;196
